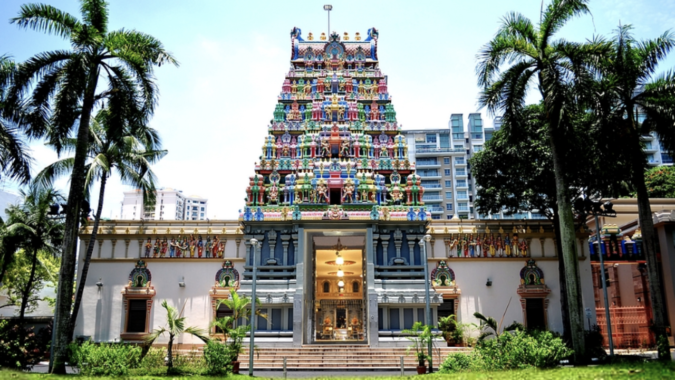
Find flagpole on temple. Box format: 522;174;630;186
324;5;333;35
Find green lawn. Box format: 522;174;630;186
1;361;674;380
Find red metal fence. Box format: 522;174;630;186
596;306;654;348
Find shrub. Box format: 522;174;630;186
139;347;166;370
69;341;142;377
585;325;606;360
439;352;476;372
0;320;48;369
438;329;573;373
204;340;233;375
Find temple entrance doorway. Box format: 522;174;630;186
311;234;367;344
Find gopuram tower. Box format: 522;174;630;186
238;27;430;347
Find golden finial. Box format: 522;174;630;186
498;226;504;234
343;32;349;40
512;225;517;233
320;32;327;41
355;32;361;41
485;226;491;234
526;225;532;234
539;225;545;234
308;32;314;40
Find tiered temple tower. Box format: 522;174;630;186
241;28;427;222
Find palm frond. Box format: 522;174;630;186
11;3;80;39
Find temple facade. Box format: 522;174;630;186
73;28;598;347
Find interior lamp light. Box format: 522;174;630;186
337;268;344;277
336;252;344;265
338;280;345;287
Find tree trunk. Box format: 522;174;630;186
51;67;99;375
167;334;174;371
552;210;573;345
549;127;586;362
19;249;39;326
630;141;670;360
68;173;108;338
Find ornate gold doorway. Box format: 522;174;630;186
312;236;366;343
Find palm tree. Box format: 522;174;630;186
3;184;64;325
9;1;177;371
146;300;208;374
593;25;675;359
476;0;607;360
34;108;166;338
0;55;32;184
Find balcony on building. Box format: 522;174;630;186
453;157;467;167
417;169;441;179
422;194;443;203
416;157;441;169
421;180;441;192
427;205;444;214
640;133;654;141
415;147;464;157
643;141;657;153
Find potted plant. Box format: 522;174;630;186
449;322;465;347
211;288;267;374
403;321;436;374
438;314;464;346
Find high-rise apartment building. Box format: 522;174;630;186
405;113;543;220
121;188;208;221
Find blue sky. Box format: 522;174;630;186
1;0;674;219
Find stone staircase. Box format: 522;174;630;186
238;345;471;370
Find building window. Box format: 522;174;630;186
456;168;466;176
445;191;452;199
473;145;483;152
446;203;453;211
444;169;451;176
443;157;450;165
323;281;330;293
457;191;468;199
458;202;468;211
647;154;655;163
426;134;437;143
457;180;467;187
439;134;450;148
454;144;463;150
485;132;493;141
662;153;673;164
444;180;452;187
126;300;147;333
353;281;360;293
455;157;465;164
417;158;438;165
446;215;454;220
431;214;441;220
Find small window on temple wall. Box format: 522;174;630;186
323;281;330;293
127;300;147;333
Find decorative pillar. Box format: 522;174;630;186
268;230;277;261
292;233;299;263
539;238;545;258
381;234;390;265
111;239;117;259
394;228;402;257
281;234;291;265
430;237;436;258
235;238;241;258
124;239;130;258
372;234;379;264
97;239;104;258
138;239;144;258
407;237;416;261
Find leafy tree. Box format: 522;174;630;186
593;26;675;358
476;0;609;360
35;108;166;337
146;300;208;374
1;185;64;325
644;166;675;198
9;0;177;372
470;104;630;343
0;56;32;184
0;250;60;320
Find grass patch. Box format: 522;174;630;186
1;360;674;379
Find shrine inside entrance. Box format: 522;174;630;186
311;235;367;343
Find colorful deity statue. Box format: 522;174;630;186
405;174;424;206
342;178;355;203
282;79;291;93
378;79;387;96
320;137;330;157
512;234;520;256
205;235;212;258
317;77;325;93
188;235;196;258
519;238;528;257
291;80;297;93
370;101;380;120
288;101;301;120
504;235;512;257
496;235;504;257
316;179;329;203
153;237;160;258
385;103;397;122
312;101;322;121
340;138;350;157
160;238;168;257
211;236;220;257
144;237;152;258
358;103;366;122
169;237;176;258
197;235;204;258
